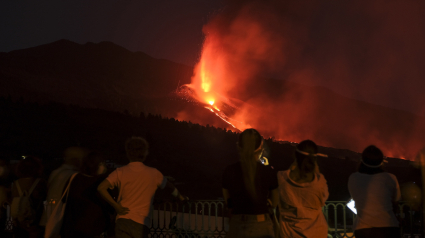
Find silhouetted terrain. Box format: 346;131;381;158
0;40;423;200
1;40;424;159
0;97;419;201
0;40;232;129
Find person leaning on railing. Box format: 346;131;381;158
348;145;401;238
97;136;187;238
222;128;279;238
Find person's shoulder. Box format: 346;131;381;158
277;170;289;180
142;164;163;175
113;163;132;172
348;172;362;184
316;172;327;181
380;172;398;181
348;172;361;179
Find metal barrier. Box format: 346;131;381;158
323;201;423;238
151;200;228;238
3;201;423;237
151;200;423;238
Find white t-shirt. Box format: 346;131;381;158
348;172;401;230
106;162;166;226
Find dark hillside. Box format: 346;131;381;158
1;40;424;159
0;97;419;200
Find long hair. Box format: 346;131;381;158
238;129;263;201
295;140;318;179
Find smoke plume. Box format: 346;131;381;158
183;0;425;159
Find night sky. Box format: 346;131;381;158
0;0;224;66
1;0;424;117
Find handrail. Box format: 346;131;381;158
3;201;423;237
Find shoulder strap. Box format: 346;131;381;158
60;173;78;201
27;178;41;197
15;180;23;196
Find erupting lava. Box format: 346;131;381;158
179;33;251;131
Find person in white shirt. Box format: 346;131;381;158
348;145;401;238
97;136;187;238
277;140;329;238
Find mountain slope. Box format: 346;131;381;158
1;40;424;158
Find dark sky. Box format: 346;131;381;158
0;0;224;66
1;0;424;117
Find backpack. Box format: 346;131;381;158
11;178;41;227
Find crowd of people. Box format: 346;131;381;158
223;129;401;238
0;128;402;238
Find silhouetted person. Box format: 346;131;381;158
40;147;87;226
11;156;47;238
348;145;401;238
0;158;11;235
277;140;329;238
222;129;278;238
97;136;186;238
60;151;111;238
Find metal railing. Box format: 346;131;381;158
151;200;227;238
151;200;423;238
323;201;423;238
3;201;423;237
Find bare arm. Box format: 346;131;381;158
97;179;129;215
222;188;232;217
162;180;187;201
222;188;230;206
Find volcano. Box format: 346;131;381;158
1;40;424;159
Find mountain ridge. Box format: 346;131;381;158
1;39;424;158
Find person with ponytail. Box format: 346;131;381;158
222;129;279;238
348;145;401;238
277;140;329;238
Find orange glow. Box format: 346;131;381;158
201;61;212;93
177;2;424;160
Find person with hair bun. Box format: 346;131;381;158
277;140;329;238
222;128;279;238
348;145;401;238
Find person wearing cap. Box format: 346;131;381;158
222;128;279;238
348;145;401;238
277;140;329;238
97;136;187;238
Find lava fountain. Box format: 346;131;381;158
180;31;252;131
